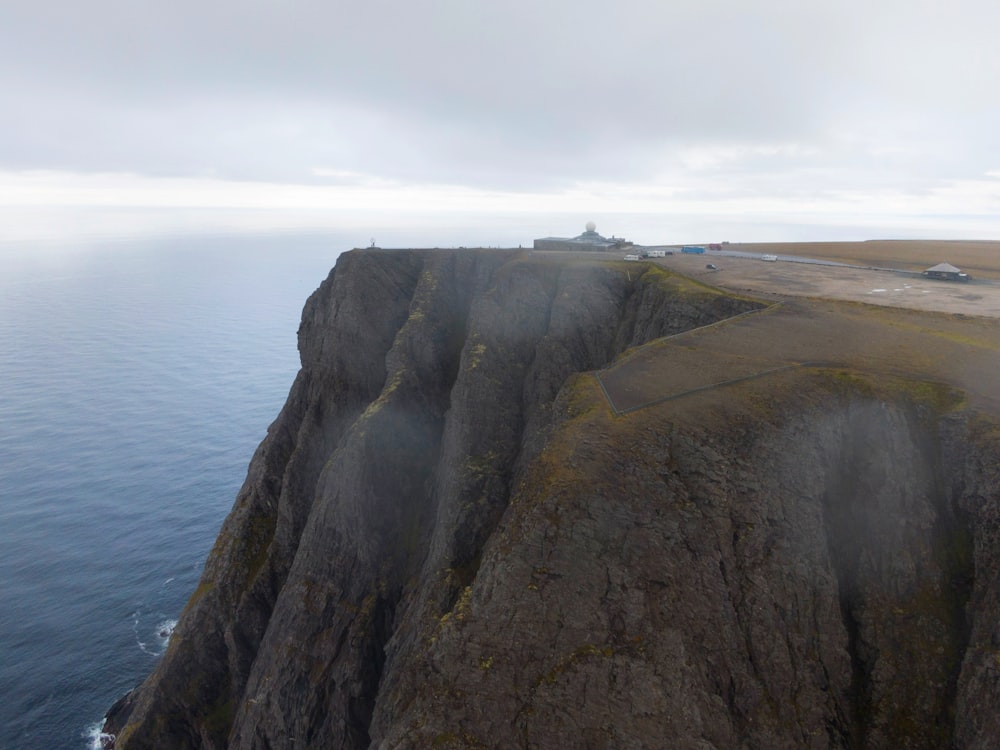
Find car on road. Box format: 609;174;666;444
706;263;718;270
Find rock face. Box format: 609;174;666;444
105;249;1000;749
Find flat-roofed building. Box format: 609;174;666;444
533;222;631;252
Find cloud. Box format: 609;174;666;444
1;0;999;235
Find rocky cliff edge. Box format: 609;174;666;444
103;249;1000;749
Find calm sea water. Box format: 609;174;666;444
0;230;346;749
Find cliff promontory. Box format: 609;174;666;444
104;248;1000;749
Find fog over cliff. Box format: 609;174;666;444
103;249;1000;749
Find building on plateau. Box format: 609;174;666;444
923;262;970;282
533;222;632;252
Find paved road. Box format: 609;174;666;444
641;245;879;270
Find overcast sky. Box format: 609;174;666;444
3;0;1000;240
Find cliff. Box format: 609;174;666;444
104;248;1000;749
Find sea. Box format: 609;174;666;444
0;224;341;748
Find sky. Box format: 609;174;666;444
2;0;1000;243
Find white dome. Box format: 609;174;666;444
585;221;597;232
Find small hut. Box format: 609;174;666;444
923;262;970;282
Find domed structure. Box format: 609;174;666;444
532;223;631;253
576;223;604;242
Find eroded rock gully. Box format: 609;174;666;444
103;249;1000;749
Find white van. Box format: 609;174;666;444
624;254;641;261
761;254;778;262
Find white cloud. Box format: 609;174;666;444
1;1;999;238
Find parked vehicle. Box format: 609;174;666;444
761;254;778;262
706;263;718;270
682;246;705;254
623;254;641;261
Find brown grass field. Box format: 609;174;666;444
597;298;1000;415
653;243;1000;318
544;240;1000;418
734;239;1000;279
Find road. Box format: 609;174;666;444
640;245;889;270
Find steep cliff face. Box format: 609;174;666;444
104;249;1000;749
382;375;1000;750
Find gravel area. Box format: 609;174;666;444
655;253;1000;318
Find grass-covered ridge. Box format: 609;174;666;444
594;294;1000;418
